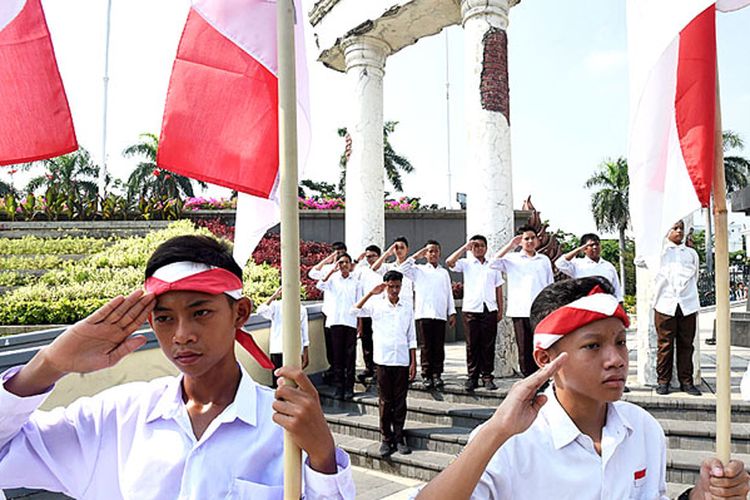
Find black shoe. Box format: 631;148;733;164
623;386;631;393
323;371;333;385
433;376;445;389
464;379;478;391
344;389;354;400
357;370;374;383
396;441;412;455
681;383;702;396
423;377;435;390
655;383;671;395
483;378;497;390
705;337;716;346
334;387;345;399
378;441;394;458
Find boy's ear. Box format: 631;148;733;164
234;297;253;328
534;348;552;369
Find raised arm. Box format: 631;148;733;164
493;235;523;260
446;241;472;269
415;354;567;499
354;283;387;310
371;243;396;273
309;251;337;280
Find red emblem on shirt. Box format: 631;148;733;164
634;468;646;480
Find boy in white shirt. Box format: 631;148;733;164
256;285;310;388
491;225;554;377
555;233;624;302
371;236;414;306
415;276;748;500
354;245;384;383
354;270;417;458
400;240;456;390
446;235;504;391
652;221;701;396
316;253;361;400
0;235;355;498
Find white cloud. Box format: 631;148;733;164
583;49;627;74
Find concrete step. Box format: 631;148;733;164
667;449;750;486
332;432;453;483
325;411;470;456
662;419;750;454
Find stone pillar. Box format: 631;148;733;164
636;266;658;386
461;0;516;377
342;36;390;252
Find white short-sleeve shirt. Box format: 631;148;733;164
354;295;417;367
555;255;624;302
490;252;554;318
256;301;309;355
450;255;505;314
653;243;700;316
399;258;456;321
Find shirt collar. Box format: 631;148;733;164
582;255;599;264
468;254;488;265
541;387;633;450
146;363;258;427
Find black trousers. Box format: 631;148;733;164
323;313;334;371
270;353;283;388
463;306;498;381
655;306;697;385
358;317;374;374
512;317;537;377
416;319;446;378
330;325;357;391
376;364;409;445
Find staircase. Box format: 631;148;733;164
318;377;750;499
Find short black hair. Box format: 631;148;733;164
338;253;352;263
394;236;409;247
365;244;382;256
332;241;347;251
146;235;242;280
426;239;441;248
530;276;615;331
383;270;403;282
580;233;600;246
469;234;487;245
517;225;537;236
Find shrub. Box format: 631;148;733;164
0;255;65;271
0;236;110;255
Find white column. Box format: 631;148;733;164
343;36;389;252
461;0;516;377
636;266;658;386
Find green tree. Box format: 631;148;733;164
25;148;99;200
299;179;342;199
584;157;630;292
123;133;206;201
723;130;750;194
0;179;13;196
600;238;636;296
337;121;415;193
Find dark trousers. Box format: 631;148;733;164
416;319;446;378
512;317;537;377
358;317;374;375
376;364;409;445
655;306;697;385
270;353;283;388
323;313;334;371
330;325;357;391
463;306;498;381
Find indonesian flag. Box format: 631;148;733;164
0;0;77;166
158;0;310;266
627;0;750;267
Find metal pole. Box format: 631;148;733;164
100;0;113;198
713;69;731;463
445;30;452;208
277;0;302;497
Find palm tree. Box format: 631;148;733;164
584;157;630;291
123;133;206;201
337;121;415;193
25;148;99;200
0;179;13;196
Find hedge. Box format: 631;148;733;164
0;236;110;255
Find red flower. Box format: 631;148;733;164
164;174;172;180
153;169;160;177
46;174;54;180
8;169;17;175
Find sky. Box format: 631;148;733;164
15;0;750;238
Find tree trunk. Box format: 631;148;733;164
618;226;627;293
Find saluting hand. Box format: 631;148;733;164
370;283;388;295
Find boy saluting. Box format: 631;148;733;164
0;235;354;499
415;277;748;499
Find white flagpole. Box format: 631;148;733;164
713;69;731;463
100;0;113;198
277;0;302;497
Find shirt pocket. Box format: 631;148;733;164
227;478;284;500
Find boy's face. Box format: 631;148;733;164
470;239;487;258
539;317;628;403
582;239;601;261
365;250;380;266
520;231;538;253
150;290;249;379
385;279;402;301
394;241;408;259
668;221;685;245
425;244;441;265
337;256;352;275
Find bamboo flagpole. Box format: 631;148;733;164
713;71;731;463
276;0;303;497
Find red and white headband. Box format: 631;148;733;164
533;285;630;351
144;261;274;370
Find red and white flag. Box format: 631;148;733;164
158;0;310;266
627;0;750;267
0;0;77;166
